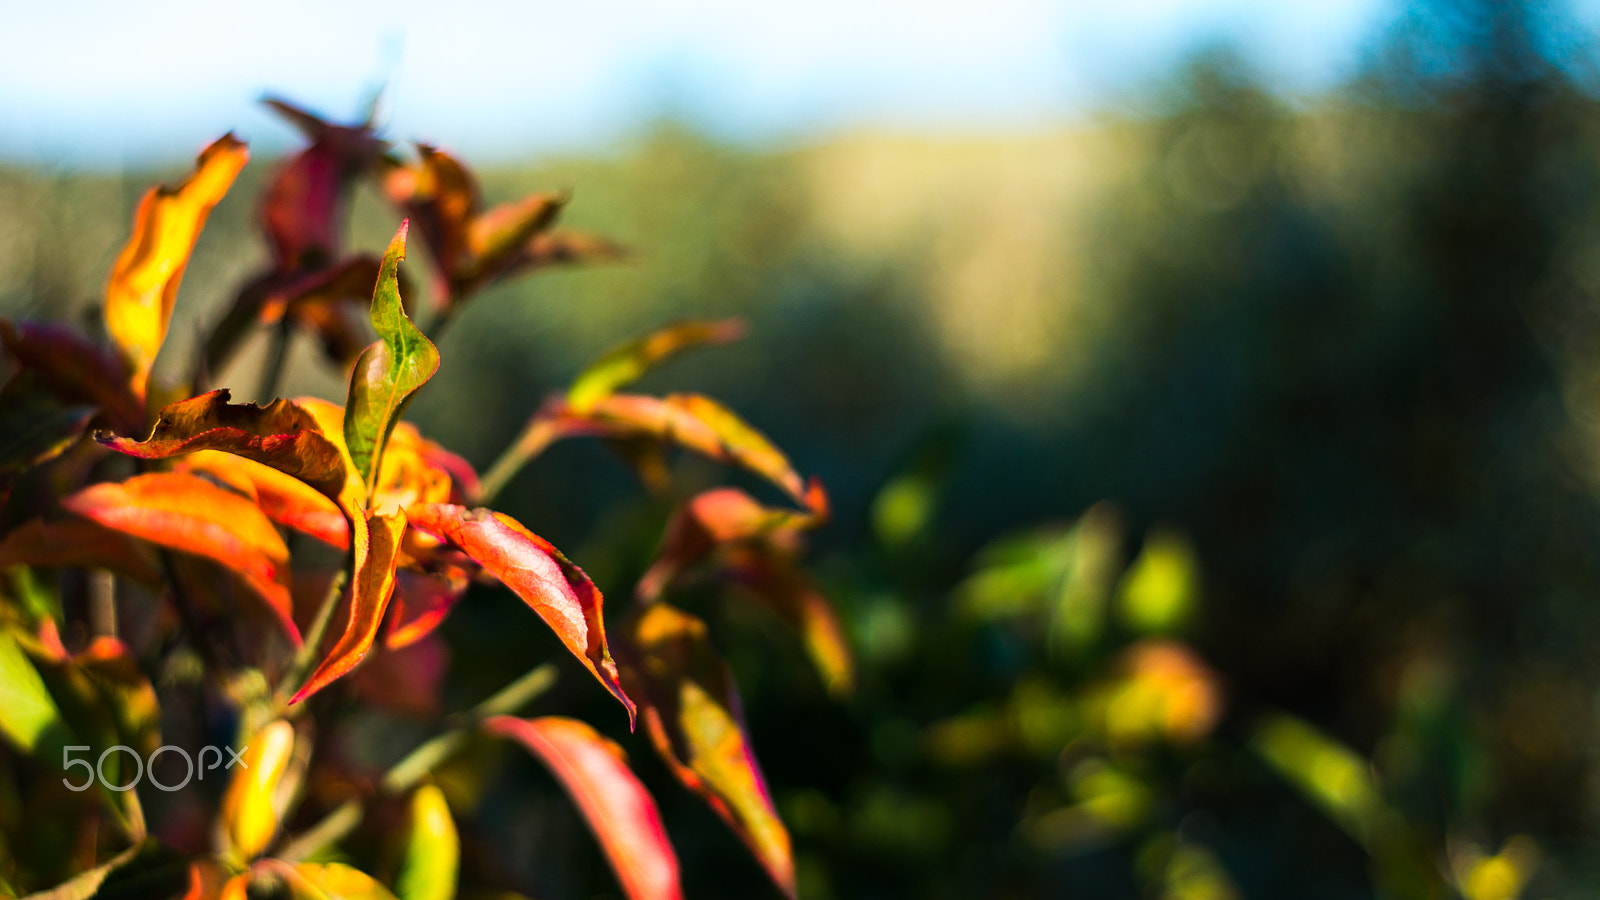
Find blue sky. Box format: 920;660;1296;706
0;0;1528;166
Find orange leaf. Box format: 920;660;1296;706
584;393;807;503
484;716;682;900
105;134;249;399
385;568;469;649
179;450;350;549
97;389;353;503
0;518;161;586
61;472;298;642
617;603;795;897
636;484;824;602
406;504;635;727
292;509;407;703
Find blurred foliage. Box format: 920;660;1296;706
7;0;1600;896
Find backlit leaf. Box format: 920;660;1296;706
292;509;407;704
61;473;298;643
221;719;296;861
285;862;398;900
178;451;349;549
0;518;161;587
395;784;458;900
568;319;746;413
105;134;248;399
405;504;635;726
97;390;351;502
484;716;681;900
0;627;71;758
616;603;795;897
344;222;439;497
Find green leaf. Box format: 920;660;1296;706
0;628;72;758
395;785;459;900
344;221;439;499
567;319;744;413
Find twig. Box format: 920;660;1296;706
272;562;349;712
258;320;292;401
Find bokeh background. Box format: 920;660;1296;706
7;0;1600;896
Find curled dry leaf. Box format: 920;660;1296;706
105;134;248;399
97;389;351;503
62;473;298;642
616;603;796;897
406;504;635;726
484;716;681;900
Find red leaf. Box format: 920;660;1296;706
292;509;407;703
636;484;825;602
385;568;469;650
62;473;298;642
0;518;161;586
406;503;635;727
484;716;682;900
616;603;795;896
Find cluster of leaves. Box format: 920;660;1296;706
0;98;849;900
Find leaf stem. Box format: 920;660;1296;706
273;562;349;712
478;417;560;506
274;662;558;861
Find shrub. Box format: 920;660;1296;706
0;98;846;900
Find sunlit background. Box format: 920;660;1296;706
7;0;1600;897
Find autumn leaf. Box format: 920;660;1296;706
178;450;349;549
0;518;161;587
568;319;746;413
616;603;795;897
283;863;399;900
221;719;297;861
258;256;390;366
344;221;439;497
97;389;351;502
487;392;809;507
292;509;407;704
513;229;628;273
105;134;249;400
258;98;386;271
484;716;681;900
386;568;470;650
636;484;824;602
405;504;635;726
395;784;459;900
61;473;298;643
